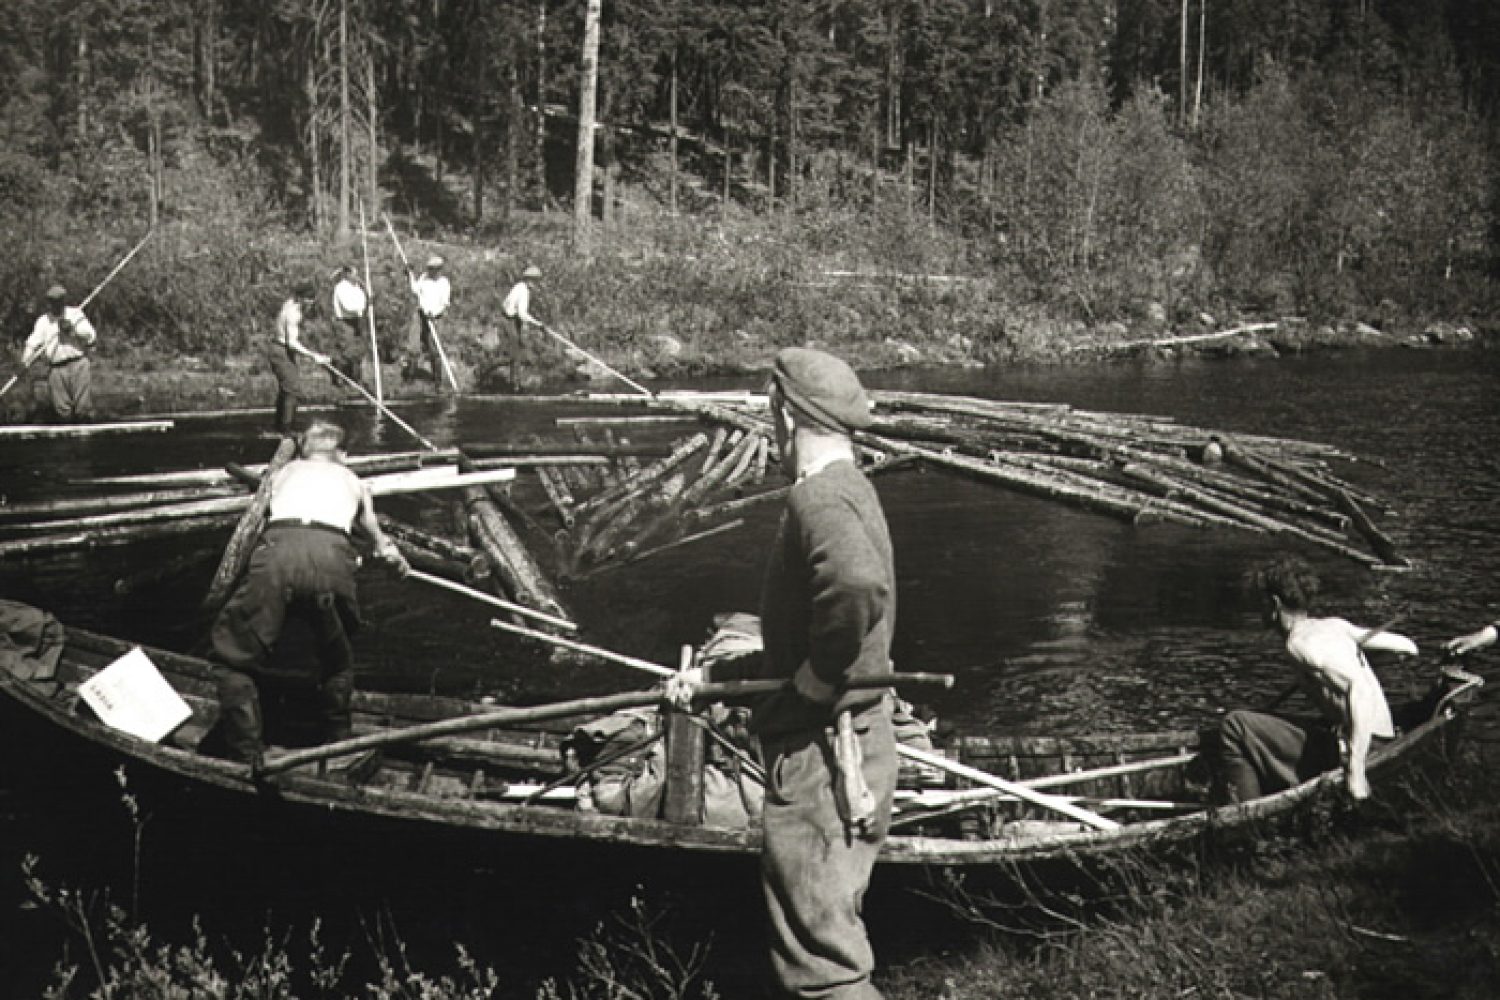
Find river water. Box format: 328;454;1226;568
1;346;1497;992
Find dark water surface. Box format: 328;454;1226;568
1;346;1497;993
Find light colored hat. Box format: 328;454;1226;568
45;285;66;301
426;255;445;269
522;265;542;279
771;347;872;432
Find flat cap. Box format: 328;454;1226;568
522;265;542;279
425;255;445;269
771;347;872;432
45;284;66;300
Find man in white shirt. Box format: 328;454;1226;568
269;282;330;435
407;255;451;386
500;264;543;387
209;420;409;767
1216;555;1416;803
22;285;98;422
330;265;369;385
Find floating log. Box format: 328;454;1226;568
698;426;730;474
585;518;748;577
462;441;669;459
536;466;577;527
378;517;488;573
680;430;755;507
202;437;297;611
463;485;570;625
0;419;174;440
74;449;463;490
0;512;241;559
571;432;710;522
1333;489;1407;567
0;484;247;521
555;414;699;427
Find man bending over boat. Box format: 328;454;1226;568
208;420;409;768
670;347;898;1000
1216;556;1416;803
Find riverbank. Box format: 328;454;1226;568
4;316;1493;424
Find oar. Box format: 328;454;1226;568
259;673;951;777
321;361;440;452
538;324;654;398
2;229;155;400
383;212;458;392
895;744;1120;832
407;568;577;631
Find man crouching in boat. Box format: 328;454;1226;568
208;420;410;768
1216;555;1416;803
670;347;897;1000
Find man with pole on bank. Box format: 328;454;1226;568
407;255;451;386
669;347;899;999
22;285;98;422
500;264;544;388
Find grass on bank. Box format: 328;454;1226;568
14;739;1500;1000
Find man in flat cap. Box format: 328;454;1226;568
22;285;99;421
499;264;544;388
407;255;451;388
672;346;898;998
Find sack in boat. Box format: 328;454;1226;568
566;710;665;819
0;599;65;682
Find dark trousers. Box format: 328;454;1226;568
266;342;301;433
411;314;444;384
1215;710;1341;803
210;527;360;761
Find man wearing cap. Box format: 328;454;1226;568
329;265;370;386
499;265;543;387
209;419;410;768
22;285;98;421
670;347;898;998
270;282;331;435
408;255;451;386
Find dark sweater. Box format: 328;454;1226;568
751;459;896;737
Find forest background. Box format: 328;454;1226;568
1;0;1498;394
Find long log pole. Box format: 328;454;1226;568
382;212;457;392
0;512;241;559
408;568;577;631
259;672;952;778
202;437;298;611
895;744;1119;832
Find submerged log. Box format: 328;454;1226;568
0;484;247;521
571;432;710;522
114;548;220;595
202;437;298;611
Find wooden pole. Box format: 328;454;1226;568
408;568;577;631
260;672;954;777
537;324;652;397
895;744;1120;832
201;437;297;611
382;211;457;392
662;644;706;824
358;200;384;403
323;361;440;452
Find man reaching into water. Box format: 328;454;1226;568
1216;555;1417;803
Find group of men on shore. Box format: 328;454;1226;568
9;255;547;427
269;257;545;433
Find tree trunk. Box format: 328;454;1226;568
76;23;89;143
338;0;352;240
600;126;615;229
668;45;678;215
194;0;219;118
473;43;486;224
1179;0;1188;126
926;119;937;222
1193;0;1206;128
571;0;601;253
306;53;324;231
366;18;379;219
505;55;520;223
534;0;549;202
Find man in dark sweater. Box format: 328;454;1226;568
673;346;898;998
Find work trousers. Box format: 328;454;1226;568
210;526;361;762
410;314;444;384
334;317;367;385
266;342;301;433
760;697;896;1000
47;358;93;421
1216;709;1341;802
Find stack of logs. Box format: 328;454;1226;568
0;387;1406;642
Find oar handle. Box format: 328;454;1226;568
258;671;955;778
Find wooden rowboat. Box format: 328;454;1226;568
0;604;1483;869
